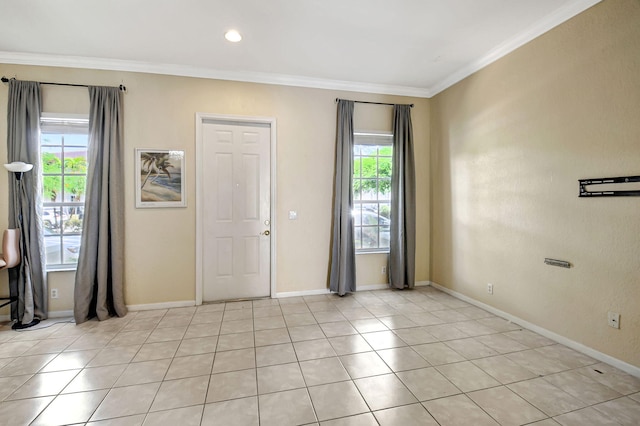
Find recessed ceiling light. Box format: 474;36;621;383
225;30;242;43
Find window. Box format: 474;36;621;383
40;114;89;269
353;133;393;252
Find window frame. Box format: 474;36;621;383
40;113;90;271
353;131;393;254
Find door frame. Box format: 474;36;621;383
195;113;277;305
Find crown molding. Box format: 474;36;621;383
0;51;432;98
428;0;602;95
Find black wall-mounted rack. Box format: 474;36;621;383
579;175;640;197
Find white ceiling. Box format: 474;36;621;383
0;0;601;98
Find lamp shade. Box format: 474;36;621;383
4;162;33;173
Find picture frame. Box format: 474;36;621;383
135;148;186;208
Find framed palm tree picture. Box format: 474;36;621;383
135;149;186;208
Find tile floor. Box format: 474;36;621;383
0;286;639;425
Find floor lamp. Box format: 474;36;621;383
4;161;40;329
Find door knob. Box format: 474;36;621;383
261;230;270;236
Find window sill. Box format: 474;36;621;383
46;266;78;273
356;250;390;255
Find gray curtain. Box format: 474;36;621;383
6;80;47;324
329;100;356;296
389;105;416;289
74;86;126;324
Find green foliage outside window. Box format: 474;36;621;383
64;157;87;202
353;145;392;218
42;152;61;202
42;152;87;202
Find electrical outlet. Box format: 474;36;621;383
487;283;493;295
51;288;59;299
381;266;387;275
607;312;620;329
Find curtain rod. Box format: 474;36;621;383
1;76;126;92
335;98;413;108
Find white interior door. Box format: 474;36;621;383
199;119;272;301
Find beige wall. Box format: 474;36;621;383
0;64;430;314
431;0;640;367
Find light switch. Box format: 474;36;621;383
288;210;298;220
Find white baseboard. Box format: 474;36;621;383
429;281;640;379
359;280;431;290
275;280;431;298
126;300;196;311
3;302;196;321
276;288;331;298
3;300;198;321
49;310;73;319
275;285;388;298
0;310;74;322
358;284;389;291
